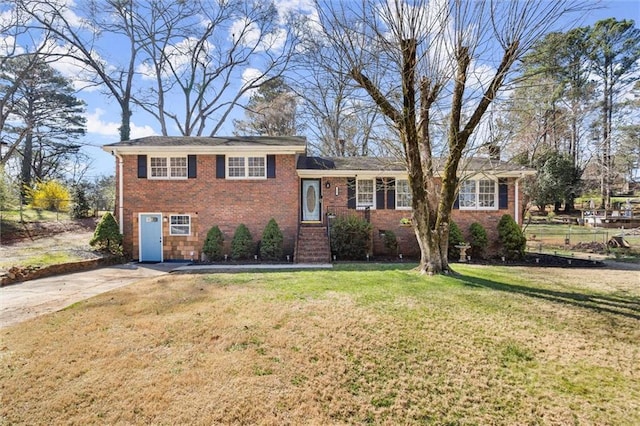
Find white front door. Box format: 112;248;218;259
139;213;163;262
302;180;321;222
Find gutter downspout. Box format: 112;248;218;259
515;174;523;226
112;149;124;235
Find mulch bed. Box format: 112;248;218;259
468;253;605;268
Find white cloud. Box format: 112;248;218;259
240;67;266;98
86;108;156;139
137;37;213;81
468;62;496;91
272;0;315;20
230;17;288;52
0;35;24;56
231;17;262;48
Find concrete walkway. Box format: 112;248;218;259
0;262;333;329
0;263;178;329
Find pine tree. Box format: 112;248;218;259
233;77;299;136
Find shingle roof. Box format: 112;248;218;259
297;155;534;174
104;135;307;147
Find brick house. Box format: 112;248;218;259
103;136;534;262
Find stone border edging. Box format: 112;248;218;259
1;257;124;287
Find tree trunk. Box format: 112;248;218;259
20;132;33;197
412;196;449;275
564;195;575;213
120;103;131;141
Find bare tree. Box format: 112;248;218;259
291;22;386;157
18;0;140;141
132;1;299;136
18;0;299;139
0;4;57;163
315;0;587;274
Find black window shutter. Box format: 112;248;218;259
453;194;460;209
498;178;508;209
216;155;225;179
188;155;197;178
386;178;396;209
137;155;147;178
347;178;356;209
376;178;385;209
267;155;276;178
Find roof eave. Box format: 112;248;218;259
103;145;307;155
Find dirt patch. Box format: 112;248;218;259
0;217;97;244
0;218;101;275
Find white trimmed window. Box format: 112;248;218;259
227;156;266;179
149;156;187;179
169;215;191;235
396;179;412;209
459;179;497;210
356;179;374;209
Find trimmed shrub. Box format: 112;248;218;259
89;212;123;255
260;218;283;260
382;230;398;255
28;180;70;211
469;222;488;260
72;186;91;219
448;221;465;261
330;215;372;260
498;214;526;260
231;223;253;260
203;226;224;261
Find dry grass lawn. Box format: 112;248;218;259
1;264;639;425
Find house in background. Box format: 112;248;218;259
103;136;534;263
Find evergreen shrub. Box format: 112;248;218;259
260;218;283;260
469;222;488;260
498;214;527;260
448;221;465;261
231;224;253;260
203;226;224;261
330;215;372;260
89;212;123;255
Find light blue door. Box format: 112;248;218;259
140;213;162;262
302;180;321;221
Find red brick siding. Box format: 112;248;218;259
120;154;299;260
117;157;523;260
320;176;521;257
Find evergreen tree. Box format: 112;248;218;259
588;18;640;207
72;186;91;219
0;54;86;192
233;77;299;136
90;212;123;255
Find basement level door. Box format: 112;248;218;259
302;179;321;222
140;213;163;262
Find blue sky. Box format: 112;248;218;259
5;0;640;179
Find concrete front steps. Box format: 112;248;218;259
294;226;331;263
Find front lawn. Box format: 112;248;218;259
1;264;638;424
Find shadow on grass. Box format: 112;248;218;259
460;273;640;321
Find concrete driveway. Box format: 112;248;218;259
0;263;183;329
